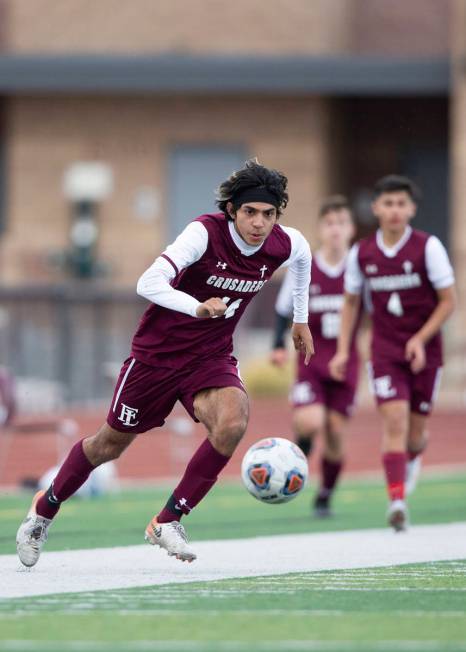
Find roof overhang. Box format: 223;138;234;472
0;54;449;95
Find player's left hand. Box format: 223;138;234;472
291;323;314;365
405;336;426;374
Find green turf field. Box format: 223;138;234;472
1;472;465;554
1;562;466;652
1;472;466;652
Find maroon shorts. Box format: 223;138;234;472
107;355;246;434
290;356;358;418
367;359;442;415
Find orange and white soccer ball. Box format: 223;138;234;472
241;437;308;504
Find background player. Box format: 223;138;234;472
270;195;358;517
330;175;456;531
16;159;314;566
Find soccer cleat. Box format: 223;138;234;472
406;455;422;496
145;517;196;563
387;499;409;532
16;491;52;567
313;493;332;518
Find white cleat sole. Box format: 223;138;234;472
144;529;197;563
387;500;409;533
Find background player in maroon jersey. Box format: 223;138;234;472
16;160;314;567
330;175;456;532
270;196;358;517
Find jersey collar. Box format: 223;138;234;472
228;220;264;257
315;250;347;277
376;225;412;258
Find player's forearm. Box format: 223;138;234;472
272;313;291;349
285;231;311;323
336;293;360;354
137;264;201;317
414;292;456;345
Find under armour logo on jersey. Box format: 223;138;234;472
217;261;227;270
403;260;413;274
118;403;139;427
310;284;321;295
366;264;378;274
260;265;268;278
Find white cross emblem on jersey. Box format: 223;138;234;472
217;261;227;270
260;265;268;278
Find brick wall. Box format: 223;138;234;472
1;95;333;285
351;0;451;55
5;0;351;54
4;0;452;56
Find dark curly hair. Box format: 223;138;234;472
216;159;289;220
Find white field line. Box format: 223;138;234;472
3;609;466;618
1;522;466;599
1;642;466;652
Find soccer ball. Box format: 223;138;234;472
241;437;308;504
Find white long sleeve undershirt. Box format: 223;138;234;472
136;220;311;321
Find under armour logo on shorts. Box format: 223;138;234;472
118;403;140;427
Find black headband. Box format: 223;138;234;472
232;186;280;210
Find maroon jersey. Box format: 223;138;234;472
308;256;358;367
132;213;293;369
358;229;442;366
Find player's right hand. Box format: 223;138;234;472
196;297;228;319
329;351;348;382
270;348;288;367
405;336;426;374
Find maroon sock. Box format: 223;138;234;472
382;451;407;501
318;457;343;498
157;438;230;523
36;439;95;520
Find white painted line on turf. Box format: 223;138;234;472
2;642;466;652
1;521;466;599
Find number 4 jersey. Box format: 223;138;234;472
345;227;455;367
132;213;311;369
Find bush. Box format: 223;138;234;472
241;356;294;397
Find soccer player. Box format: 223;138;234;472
329;175;456;532
271;196;358;517
16;159;314;566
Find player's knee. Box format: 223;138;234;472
103;441;126;461
213;415;247;454
223;416;247;445
85;431;129;465
383;409;407;438
386;418;406;437
408;428;428;452
293;423;320;440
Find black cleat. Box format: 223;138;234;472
313;493;333;518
